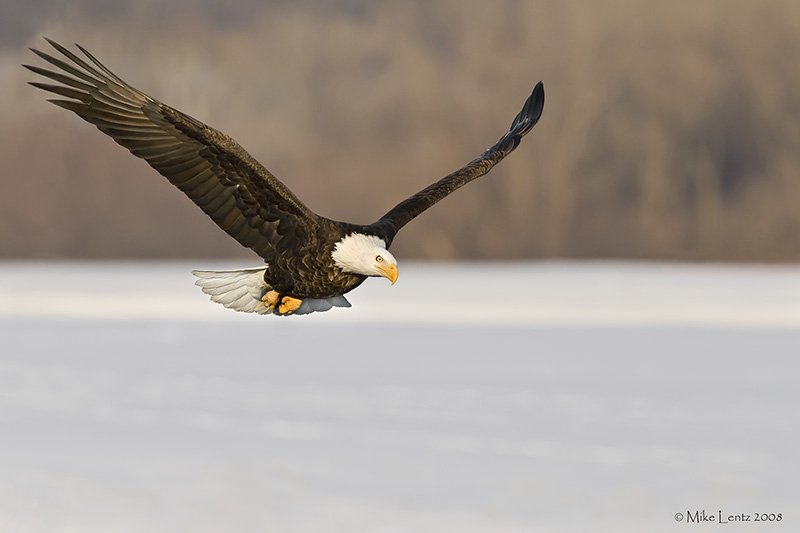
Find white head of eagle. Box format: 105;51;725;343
331;233;399;284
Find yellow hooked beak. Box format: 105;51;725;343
377;263;399;285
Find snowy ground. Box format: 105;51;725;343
1;261;798;532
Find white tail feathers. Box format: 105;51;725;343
192;267;272;315
191;268;351;316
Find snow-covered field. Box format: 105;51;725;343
1;261;798;532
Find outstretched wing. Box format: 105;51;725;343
24;38;319;261
370;82;544;244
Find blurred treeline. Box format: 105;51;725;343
2;0;799;260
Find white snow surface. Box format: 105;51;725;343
0;261;798;532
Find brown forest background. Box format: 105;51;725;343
2;0;800;261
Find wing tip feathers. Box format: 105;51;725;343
509;81;545;137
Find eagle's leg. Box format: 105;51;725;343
278;296;303;314
262;290;281;309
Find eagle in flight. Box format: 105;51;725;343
25;38;544;316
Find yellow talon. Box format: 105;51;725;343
278;296;303;314
262;290;281;309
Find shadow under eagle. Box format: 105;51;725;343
25;38;544;316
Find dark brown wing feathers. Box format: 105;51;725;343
26;38;544;262
25;38;319;262
371;81;544;244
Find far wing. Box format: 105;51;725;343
25;38;319;261
371;82;544;244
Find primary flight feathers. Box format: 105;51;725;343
25;37;544;316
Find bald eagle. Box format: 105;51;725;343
25;38;544;316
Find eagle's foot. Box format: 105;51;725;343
278;296;303;314
262;290;281;309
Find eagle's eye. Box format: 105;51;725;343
375;255;384;263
